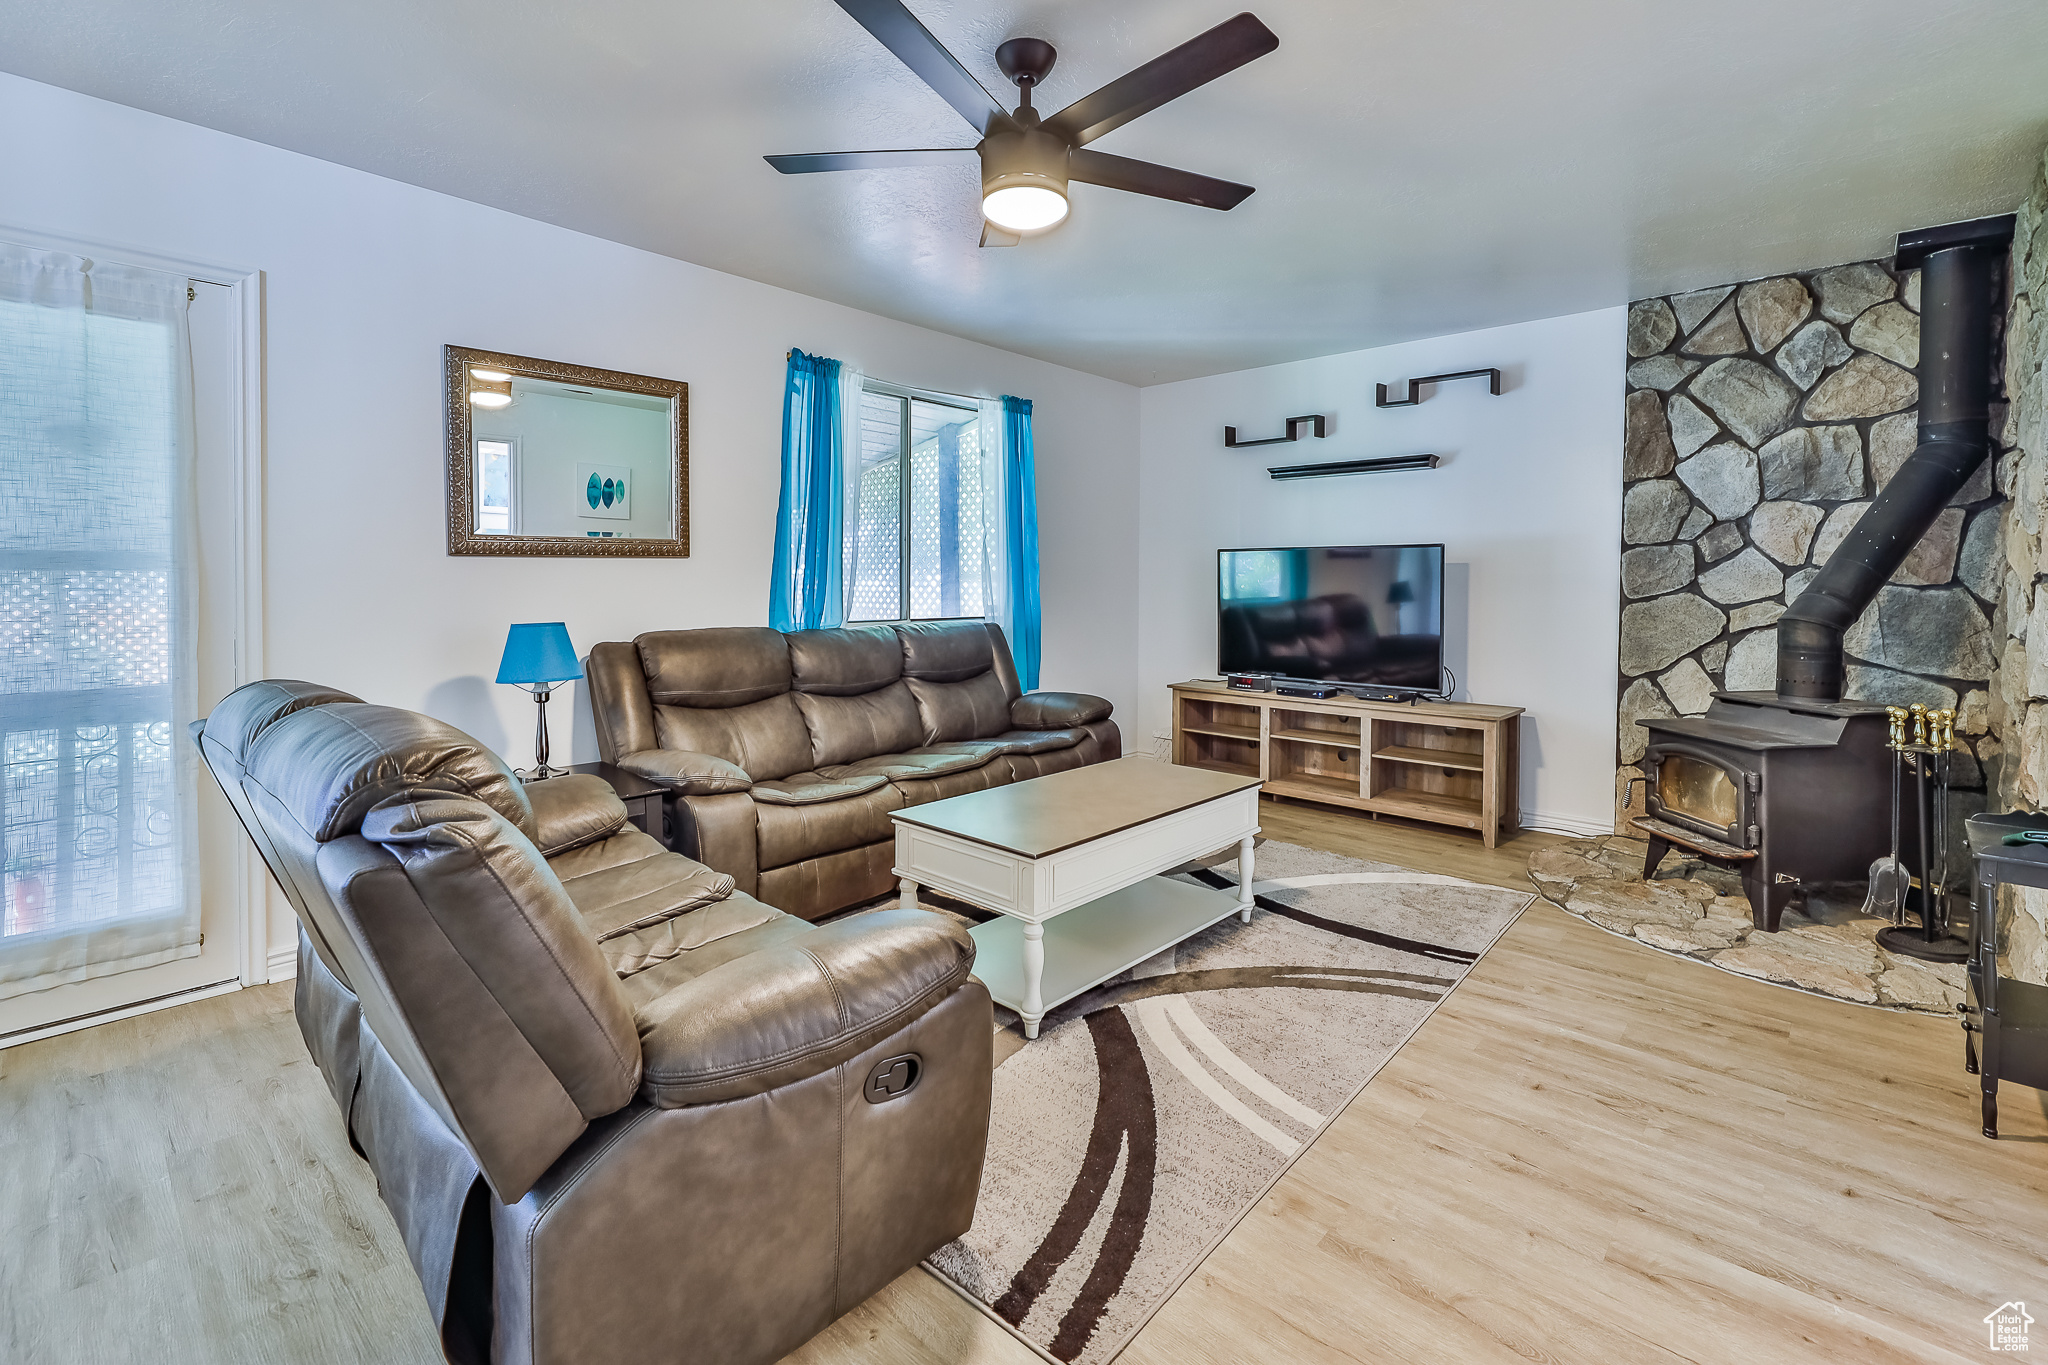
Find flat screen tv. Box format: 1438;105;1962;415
1217;544;1445;693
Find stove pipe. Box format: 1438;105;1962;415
1775;214;2014;701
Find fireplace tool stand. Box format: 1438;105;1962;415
1875;704;1968;964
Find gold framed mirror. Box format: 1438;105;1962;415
445;345;688;557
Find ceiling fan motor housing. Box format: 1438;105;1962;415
980;123;1070;204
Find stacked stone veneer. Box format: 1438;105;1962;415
1988;146;2048;982
1615;260;2006;845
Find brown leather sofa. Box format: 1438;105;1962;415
195;679;993;1365
586;621;1120;919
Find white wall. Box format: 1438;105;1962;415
1137;309;1625;834
0;72;1141;964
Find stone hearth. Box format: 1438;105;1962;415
1529;837;1966;1013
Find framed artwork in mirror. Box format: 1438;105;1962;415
445;344;688;557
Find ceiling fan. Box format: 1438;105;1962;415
766;1;1279;246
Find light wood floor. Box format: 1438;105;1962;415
6;799;2044;1364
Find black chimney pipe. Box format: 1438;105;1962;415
1776;214;2014;701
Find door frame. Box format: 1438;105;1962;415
0;222;271;1045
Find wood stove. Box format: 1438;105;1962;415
1626;213;2009;936
1639;693;1901;931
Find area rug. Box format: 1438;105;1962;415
909;840;1534;1365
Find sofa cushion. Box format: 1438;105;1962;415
245;701;536;843
889;758;1011;809
635;910;976;1106
908;671;1014;744
793;681;923;768
988;727;1089;755
527;774;629;856
552;826;775;979
637;627;791;708
788;625;903;696
615;906;814;1008
754;780;904;868
750;772;893;805
838;747;1000;780
1010;692;1114;728
202;678;363;763
654;692;812;782
896;621;996;683
615;748;752;795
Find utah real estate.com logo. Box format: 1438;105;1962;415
1987;1302;2034;1352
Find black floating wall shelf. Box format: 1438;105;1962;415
1268;453;1440;480
1223;413;1325;447
1374;368;1501;407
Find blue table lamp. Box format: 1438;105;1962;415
497;622;583;780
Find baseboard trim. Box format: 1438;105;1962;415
0;978;242;1051
266;945;298;982
1519;809;1613;838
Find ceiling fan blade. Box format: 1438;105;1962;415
979;222;1022;248
766;149;977;173
1067;149;1254;210
1044;12;1278;147
832;0;1013;136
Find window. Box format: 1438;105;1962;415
0;252;198;992
844;385;986;623
474;437;520;534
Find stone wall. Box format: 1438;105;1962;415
1615;260;2006;849
1987;145;2048;982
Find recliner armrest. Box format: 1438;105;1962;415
527;774;629;856
635;910;975;1107
1010;691;1113;729
616;748;753;795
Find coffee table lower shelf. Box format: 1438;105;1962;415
968;876;1248;1033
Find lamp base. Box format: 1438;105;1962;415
529;687;558;781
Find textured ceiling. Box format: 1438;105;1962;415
7;0;2047;383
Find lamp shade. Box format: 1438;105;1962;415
1386;581;1416;605
496;622;584;687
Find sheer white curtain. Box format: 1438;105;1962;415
835;363;865;617
976;397;1014;649
0;244;200;998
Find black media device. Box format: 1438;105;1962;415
1217;544;1446;696
1224;672;1277;692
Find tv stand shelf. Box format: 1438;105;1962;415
1169;681;1522;847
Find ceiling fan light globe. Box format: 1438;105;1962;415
983;185;1068;232
468;391;513;409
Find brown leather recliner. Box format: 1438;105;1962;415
195;679;993;1365
586;621;1120;919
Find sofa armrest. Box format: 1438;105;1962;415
616;748;753;795
635;910;976;1107
1010;691;1113;729
527;774;630;857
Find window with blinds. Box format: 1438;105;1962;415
0;247;198;998
844;385;987;623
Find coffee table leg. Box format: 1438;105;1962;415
898;877;919;911
1238;835;1256;924
1022;921;1045;1040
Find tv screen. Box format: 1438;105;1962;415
1217;544;1445;691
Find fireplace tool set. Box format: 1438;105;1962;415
1870;703;1968;963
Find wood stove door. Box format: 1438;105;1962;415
1645;745;1757;847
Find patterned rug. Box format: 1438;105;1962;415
895;840;1534;1365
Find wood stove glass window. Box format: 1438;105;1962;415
1657;755;1740;831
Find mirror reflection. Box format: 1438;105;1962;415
446;346;688;558
470;377;674;539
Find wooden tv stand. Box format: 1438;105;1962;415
1169;680;1523;847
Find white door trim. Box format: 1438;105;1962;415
0;222;271;1001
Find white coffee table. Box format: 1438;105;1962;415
891;756;1263;1038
